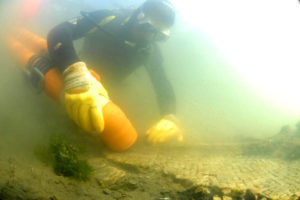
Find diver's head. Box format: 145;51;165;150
131;0;175;44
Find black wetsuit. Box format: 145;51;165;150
47;9;176;116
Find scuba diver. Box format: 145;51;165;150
46;0;183;145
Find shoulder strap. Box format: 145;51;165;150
82;10;137;48
87;15;116;34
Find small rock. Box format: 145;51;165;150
126;179;138;190
213;196;222;200
111;191;123;199
223;196;232;200
94;164;126;188
222;188;231;195
195;186;210;195
102;189;111;195
49;196;58;200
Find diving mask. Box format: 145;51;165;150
136;11;170;41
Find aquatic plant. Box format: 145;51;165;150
34;134;92;181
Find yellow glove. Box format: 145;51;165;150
146;114;183;145
63;62;109;134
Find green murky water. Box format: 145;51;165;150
0;0;300;199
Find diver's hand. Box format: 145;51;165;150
63;62;109;133
146;114;183;145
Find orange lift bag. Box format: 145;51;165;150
7;29;138;152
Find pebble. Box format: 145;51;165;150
223;196;232;200
102;189;111;195
213;196;222;200
222;188;231;195
194;186;210;195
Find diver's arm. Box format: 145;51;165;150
47;10;113;71
144;45;183;145
144;45;176;116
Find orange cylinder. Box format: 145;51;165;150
7;28;138;151
14;28;48;53
44;68;63;101
7;36;63;101
7;37;35;67
101;102;138;152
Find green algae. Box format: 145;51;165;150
34;134;92;181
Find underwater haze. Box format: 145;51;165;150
1;0;299;142
1;0;300;199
